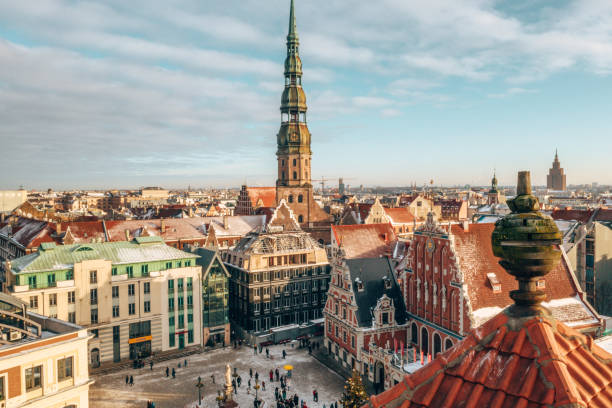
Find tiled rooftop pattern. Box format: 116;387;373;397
332;223;396;259
366;312;612;408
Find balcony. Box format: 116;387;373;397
111;274;128;282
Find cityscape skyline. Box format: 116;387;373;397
1;0;612;189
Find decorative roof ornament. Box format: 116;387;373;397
491;171;562;317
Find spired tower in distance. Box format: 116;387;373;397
275;0;331;240
546;149;567;191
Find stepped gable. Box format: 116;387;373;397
364;171;612;408
332;223;396;259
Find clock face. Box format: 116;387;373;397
426;238;435;253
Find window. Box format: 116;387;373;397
144;301;151;313
289;195;294;203
66;270;73;280
90;289;98;305
68;312;76;323
29;296;38;309
168;298;175;312
298;215;304;223
169;334;175;347
169;316;175;326
129;303;136;315
185;260;191;267
47;273;56;286
188;329;194;344
178;296;184;308
144;282;150;294
293;171;297;180
351;336;355;348
25;365;42;391
112;305;120;317
90;270;97;284
68;291;75;304
90;329;99;338
28;275;37;288
177;261;182;268
188;313;193;323
112;286;119;298
168;279;174;292
178;314;184;329
187;295;193;307
90;309;98;324
128;284;135;296
166;261;172;270
178;278;184;291
141;264;149;276
382;312;389;325
49;293;57;306
127;266;134;278
0;376;4;401
187;277;193;290
298;194;303;203
58;356;73;381
112;267;118;276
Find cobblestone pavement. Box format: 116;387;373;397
90;341;346;408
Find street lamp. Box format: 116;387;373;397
253;378;261;408
196;376;204;406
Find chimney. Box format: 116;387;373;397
462;220;469;232
161;219;166;234
223;215;229;230
56;222;62;234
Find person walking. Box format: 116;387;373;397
172;368;176;379
150;360;154;370
211;374;215;384
232;378;236;392
248;378;252;388
266;348;270;358
275;368;280;381
254;345;257;355
184;359;188;367
262;380;266;391
165;367;169;377
269;370;274;382
129;375;134;386
237;375;242;387
125;375;129;385
282;349;287;359
275;387;279;400
255;371;259;381
250;368;253;378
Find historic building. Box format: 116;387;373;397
234;0;332;242
0;293;92;408
5;237;201;366
547;149;567;191
192;247;231;347
486;171;502;205
225;201;330;334
400;213;602;363
364;198;416;237
364;172;612;408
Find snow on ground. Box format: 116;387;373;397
90;341;346;408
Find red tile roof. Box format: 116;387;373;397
332;223;396;259
551;209;594;223
246;187;277;208
384;207;415;224
366;311;612;408
450;224;578;313
59;221;106;243
348;203;373;223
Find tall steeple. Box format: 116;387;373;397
277;0;311;188
547;149;566;191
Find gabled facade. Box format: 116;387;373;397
400;213;602;364
364;198;416;237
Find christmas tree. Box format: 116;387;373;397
341;370;369;408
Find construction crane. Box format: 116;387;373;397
311;177;332;194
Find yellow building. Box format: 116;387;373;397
0;293;91;408
5;237;201;367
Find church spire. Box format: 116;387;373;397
288;0;298;42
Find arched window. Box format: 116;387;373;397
293;171;297;180
281;159;285;166
293;158;297;166
445;338;453;350
411;322;418;345
282;171;285;180
421;327;429;355
298;215;304;223
288;195;294;203
298;194;303;203
433;333;441;357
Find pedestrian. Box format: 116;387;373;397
232;378;236;391
255;371;259;381
269;370;274;382
283;389;287;400
248;378;252;388
250;368;253;378
266;348;270;358
172;368;176;378
275;387;279;400
237;375;242;387
125;375;129;385
275;368;280;381
178;362;181;369
184;359;188;367
308;345;312;354
211;374;215;384
129;375;134;386
150;360;154;370
254;345;257;355
262;380;266;391
166;367;169;377
282;349;287;359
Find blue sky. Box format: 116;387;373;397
0;0;611;190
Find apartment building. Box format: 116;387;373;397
5;237;201;366
0;293;91;408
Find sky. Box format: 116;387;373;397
0;0;611;190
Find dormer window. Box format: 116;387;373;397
383;276;391;289
487;273;502;293
382;312;389;325
355;278;364;292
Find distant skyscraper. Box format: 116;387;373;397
547;150;567;191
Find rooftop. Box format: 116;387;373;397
332;223;396;259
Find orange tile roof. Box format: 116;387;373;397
450;224;578;312
366;311;612;408
332;223;396;259
246;187;277;208
384;207;415;224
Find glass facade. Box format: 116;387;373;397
202;260;229;328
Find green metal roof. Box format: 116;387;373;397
11;238;199;274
